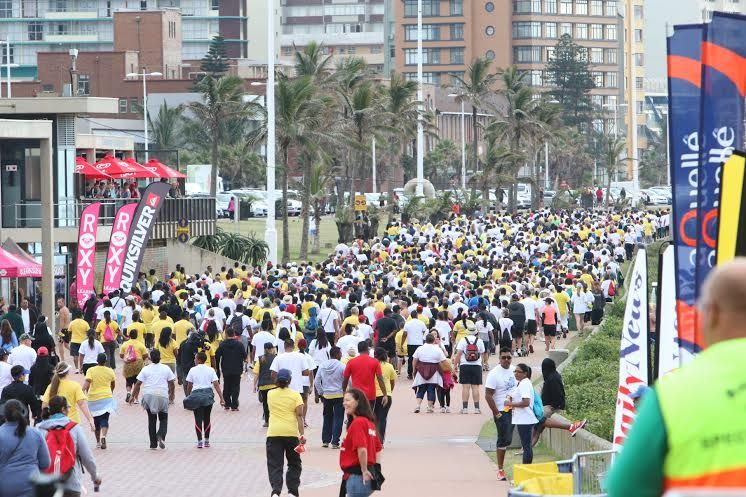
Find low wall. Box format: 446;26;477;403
165;239;242;275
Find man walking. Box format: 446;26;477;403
266;368;305;497
215;328;247;411
484;348;517;481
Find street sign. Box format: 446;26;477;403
177;232;189;243
354;194;367;211
178;217;189;228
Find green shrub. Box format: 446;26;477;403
565;381;617;441
607;299;626;319
598;316;623;339
574;335;620;363
563;358;618;386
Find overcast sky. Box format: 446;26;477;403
645;0;701;86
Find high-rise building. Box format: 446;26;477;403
701;0;746;20
622;0;646;178
279;0;385;71
0;0;248;80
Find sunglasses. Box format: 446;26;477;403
500;355;512;360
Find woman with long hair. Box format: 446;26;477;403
141;300;157;348
127;310;147;344
120;329;149;403
308;328;331;369
32;316;56;359
204;320;221;370
42;362;95;431
373;348;395;441
83;353;116;449
156;327;178;373
339;388;383;497
79;329;104;375
0;399;50;497
128;349;176;449
95;310;120;369
0;318;18;354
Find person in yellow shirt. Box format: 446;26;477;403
340;307;360;337
141;301;157;346
42;362;95;430
95;311;120;370
68;309;90;373
120;330;149;402
155;327;179;373
173;311;196;347
150;311;175;350
83;353;116;448
553;287;571;335
373;348;396;442
394;328;406;375
127;311;147;344
266;369;305;497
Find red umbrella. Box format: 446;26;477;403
75;157;111;179
142;158;187;179
92;155;159;179
122;158;161;179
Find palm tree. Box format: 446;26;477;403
148;101;184;150
306;160;335;254
294;41;333;80
451;58;500;178
188;75;258;197
599;133;627;206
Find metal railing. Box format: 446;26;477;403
508;450;615;497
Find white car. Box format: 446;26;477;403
216;193;234;218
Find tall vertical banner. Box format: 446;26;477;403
76;202;102;307
119;182;171;294
102;203;138;294
716;152;746;264
697;12;746;293
667;24;704;363
656;245;680;378
612;249;648;451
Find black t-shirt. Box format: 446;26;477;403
375;317;398;350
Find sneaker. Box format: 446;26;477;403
445;407;451;413
331;444;340;449
231;407;239;412
529;344;534;354
497;469;507;481
569;419;588;437
426;406;434;413
440;407;446;413
197;440;204;449
460;408;469;414
125;393;131;403
262;422;269;428
474;408;481;415
322;443;329;448
157;437;165;449
272;493;281;497
96;443;101;449
204;440;210;448
100;437;107;450
413;407;420;413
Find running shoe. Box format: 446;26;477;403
440;407;446;413
204;440;210;448
322;443;329;448
126;393;131;403
100;437;106;450
157;436;165;449
197;440;204;449
460;408;468;414
474;408;481;414
445;407;451;413
497;469;507;481
413;407;420;413
569;419;588;437
426;406;434;413
331;444;340;449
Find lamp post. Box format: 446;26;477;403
251;76;278;265
126;69;162;162
544;99;559;192
415;0;424;197
602;102;628;140
448;92;466;190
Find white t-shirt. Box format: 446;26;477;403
485;365;517;408
521;298;537;321
412;344;447;385
456;335;485;366
510;377;539;425
0;361;13;392
301;353;316;387
433;321;452;346
137;363;176;397
269;351;309;393
79;340;105;364
356;323;374;342
186;363;218;390
9;344;36;372
251;331;277;361
337;334;361;358
404;319;427;346
475;319;494;342
309;339;331;366
96;306;116;321
318;307;339;334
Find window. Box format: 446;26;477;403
590;47;603;63
635;53;644;66
545;46;555;61
450;23;464;40
592;71;603;87
211;0;219;8
485;1;494;12
405;24;440;41
22;0;38;17
559;22;572;36
606;71;618;88
593;119;604;133
485;25;495;36
606;95;617;106
78;74;90;95
106;0;110;16
634;28;643;43
450;47;464;64
575;23;588;39
576;0;588;14
513;0;541;12
605;24;616;40
605;0;616;16
591;94;603;108
42;84;54;92
636;76;643;89
404;47;441;64
545;22;556;38
544;0;556;13
370;46;382;54
450;0;463;15
605;47;617;64
530;69;543;86
281;46;292;56
513;21;541;39
1;43;13;64
405;0;439;17
347;46;356;54
636;100;644;114
28;22;43;40
634;4;643;18
486;49;496;60
0;0;11;17
590;23;603;39
513;46;541;63
130;97;139;112
559;0;572;14
590;0;602;15
404;71;440;84
139;0;146;9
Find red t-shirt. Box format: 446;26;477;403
344;354;382;401
340;416;382;471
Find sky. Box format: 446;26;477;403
645;0;702;86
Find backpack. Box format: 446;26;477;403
124;344;137;363
305;307;319;332
44;422;77;479
464;336;479;362
607;281;616;297
189;311;200;329
230;314;245;336
532;390;545;421
500;326;512;345
103;324;114;342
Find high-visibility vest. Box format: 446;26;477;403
657;338;746;490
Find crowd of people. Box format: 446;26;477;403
0;206;668;497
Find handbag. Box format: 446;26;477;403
370;463;385;491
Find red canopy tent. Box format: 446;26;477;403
142;158;186;179
75;157;111;179
0;246;42;278
93;155;159;179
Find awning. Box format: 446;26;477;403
0;246;42;278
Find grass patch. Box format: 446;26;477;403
479;420;560;477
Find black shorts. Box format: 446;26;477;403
94;412;110;430
458;364;483;385
525;320;537;334
81;363;95;375
70;342;81;357
58;329;70;344
495;411;514;449
511;324;524;338
125;376;138;387
544;324;557;337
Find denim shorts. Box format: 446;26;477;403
494;411;514;450
346;474;373;497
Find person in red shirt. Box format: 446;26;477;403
340;388;383;497
343;341;388;408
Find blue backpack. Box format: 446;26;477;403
306;306;319;331
533;390;545;421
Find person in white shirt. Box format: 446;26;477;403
9;334;36;381
453;323;485;414
521;294;540;353
95;301;115;323
484;349;517;481
355;316;374;343
78;330;105;375
20;300;33;335
318;301;340;341
433;312;453;356
251;321;277;364
336;325;361;361
506;363;538;465
184;351;225;448
0;349;12;393
411;334;447;413
402;311;428;379
269;339;310;394
129;349;176;449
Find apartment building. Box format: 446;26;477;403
0;0;247;79
700;0;746;19
279;0;385;71
623;0;646;172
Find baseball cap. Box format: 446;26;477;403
276;368;292;382
37;346;49;357
297;338;308;350
19;333;32;341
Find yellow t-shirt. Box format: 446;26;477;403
42;379;86;423
85;365;115;402
375;361;397;397
151;317;175;341
156;340;178;364
120;339;148;362
394;330;406;357
553;291;570;316
141;308;156;333
453;319;474;345
95;320;119;343
267;387;303;437
580;273;594;289
301;301;317;320
126;322;147;343
341;315;359;331
173;320;195;346
227;278;242;291
69;319;90;344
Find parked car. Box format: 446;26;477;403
216;193;234;218
543;190;556;203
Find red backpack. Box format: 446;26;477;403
44;422;77;478
464;336;480;362
608;281;616;297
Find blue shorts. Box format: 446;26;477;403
495;411;514;450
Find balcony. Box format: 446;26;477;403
46;32;99;42
43;9;99;19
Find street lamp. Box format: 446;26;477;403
602;102;628;139
415;0;424;197
544;99;559;191
126;70;163;162
447;92;466;190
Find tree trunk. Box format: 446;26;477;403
299;155;311;261
210;130;219;197
471;105;478;180
312;201;321;254
606;166;613;207
480;183;489;215
282;148;290;264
